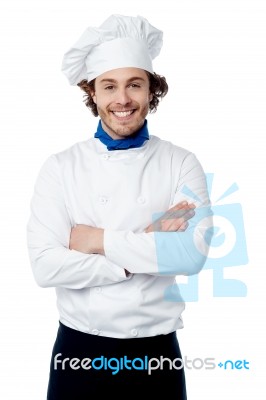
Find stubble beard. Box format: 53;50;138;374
98;104;149;139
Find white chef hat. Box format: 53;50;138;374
61;14;163;85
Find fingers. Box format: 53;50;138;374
166;208;195;222
166;201;195;218
177;221;188;232
160;213;192;232
170;200;189;210
164;204;195;226
153;201;196;232
144;201;196;233
170;200;196;212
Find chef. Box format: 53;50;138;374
27;14;212;399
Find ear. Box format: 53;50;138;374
88;86;97;104
90;91;97;104
149;93;153;102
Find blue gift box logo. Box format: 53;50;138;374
154;173;249;302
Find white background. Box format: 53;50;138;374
0;0;265;398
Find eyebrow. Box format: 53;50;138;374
99;77;146;84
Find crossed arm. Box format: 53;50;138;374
69;201;196;255
27;153;212;289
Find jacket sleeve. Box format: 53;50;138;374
26;155;129;289
104;152;213;276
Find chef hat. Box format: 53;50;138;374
61;14;163;85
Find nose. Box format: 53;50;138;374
115;88;131;106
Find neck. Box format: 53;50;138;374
100;121;145;140
94;119;149;151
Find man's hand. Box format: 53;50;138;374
144;201;196;233
69;225;105;255
69;201;195;255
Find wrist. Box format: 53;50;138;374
92;228;105;255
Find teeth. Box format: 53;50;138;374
113;111;133;117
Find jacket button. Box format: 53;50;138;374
91;329;100;335
95;287;102;293
131;329;138;337
99;196;108;205
137;196;146;204
102;154;110;160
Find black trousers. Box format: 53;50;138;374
47;322;187;399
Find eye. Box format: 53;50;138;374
129;83;141;88
104;85;114;90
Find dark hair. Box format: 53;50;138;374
77;71;168;117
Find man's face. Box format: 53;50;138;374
92;67;153;139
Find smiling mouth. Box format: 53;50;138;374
111;110;135;118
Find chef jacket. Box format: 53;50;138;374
26;132;212;338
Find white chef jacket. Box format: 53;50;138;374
26;132;212;339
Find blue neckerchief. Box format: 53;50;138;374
94;119;149;151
